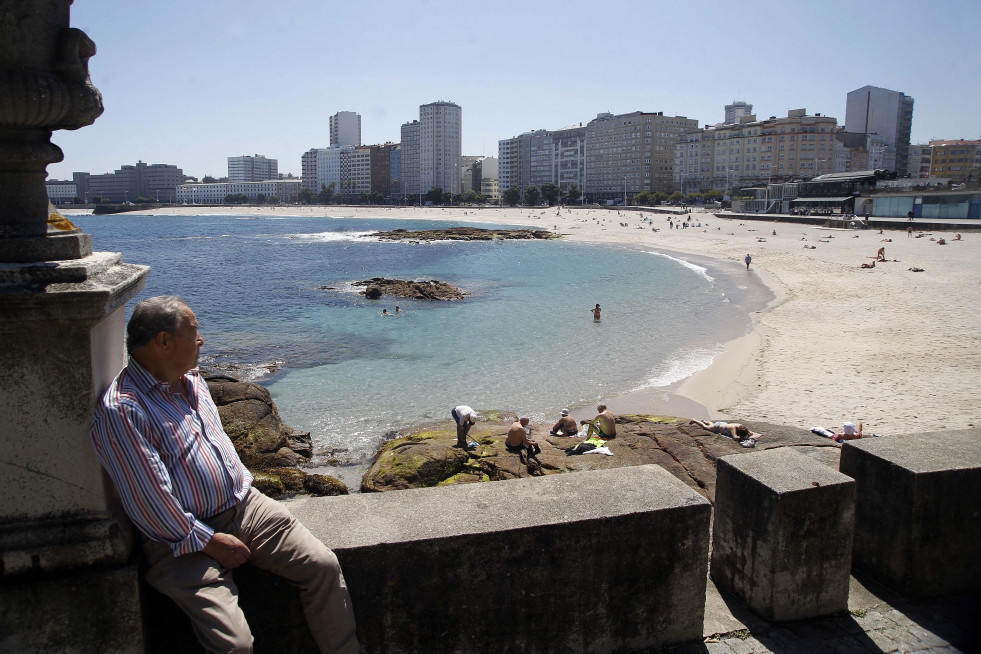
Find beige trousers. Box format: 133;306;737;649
143;488;359;654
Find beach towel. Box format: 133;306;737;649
570;436;613;456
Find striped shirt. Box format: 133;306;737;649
90;358;253;557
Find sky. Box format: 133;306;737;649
48;0;981;180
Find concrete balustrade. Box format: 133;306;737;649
145;465;712;653
710;448;856;622
839;429;981;598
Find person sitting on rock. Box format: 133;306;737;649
505;417;542;472
581;404;616;439
689;419;760;447
549;409;579;437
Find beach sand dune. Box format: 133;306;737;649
94;205;980;437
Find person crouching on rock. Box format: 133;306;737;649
506;417;542;473
549;409;579;437
451;404;479;448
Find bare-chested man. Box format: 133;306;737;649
581;404;616;439
549;409;579;437
505;417;542;467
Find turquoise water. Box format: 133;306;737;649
75;213;758;487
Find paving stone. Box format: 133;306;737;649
723;636;765;654
864;628;900;653
828;635;872;654
857;610;889;631
705;641;738;654
907;624;951;648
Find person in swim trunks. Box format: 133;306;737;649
581;404;616;439
690;419;761;444
505;417;541;466
550;409;579;436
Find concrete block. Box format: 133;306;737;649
839;430;981;598
281;464;712;654
711;448;855;622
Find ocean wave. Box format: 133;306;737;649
645;251;715;283
630;345;724;391
288;231;379;243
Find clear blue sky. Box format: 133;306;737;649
48;0;981;180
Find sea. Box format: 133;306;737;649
73;212;770;489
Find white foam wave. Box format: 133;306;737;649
289;231;379;243
645;251;715;283
629;345;724;391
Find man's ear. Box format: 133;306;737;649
154;330;171;349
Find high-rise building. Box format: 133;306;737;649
330;111;361;148
228;154;278;182
300;146;353;194
497;125;585;197
400;120;420;200
419;101;462;196
725;101;753;125
845;86;914;175
586;111;697;201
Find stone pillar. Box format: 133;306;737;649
0;2;150;652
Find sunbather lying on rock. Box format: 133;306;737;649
689;419;760;447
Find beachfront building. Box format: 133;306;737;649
674;110;839;193
419;101;462;197
586;111;696;202
340;148;372;198
928;139;981;183
176;179;302;204
45;179;77;204
227;154;278;182
724;101;753;125
907;144;933;179
389;144;402;200
75;160;184;202
300;146;354;194
330;111;361;148
845;85;914;176
461;155;483;193
400;120;420;202
497;125;586;198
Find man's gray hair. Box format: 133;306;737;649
127;296;189;354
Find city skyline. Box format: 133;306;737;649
48;0;980;180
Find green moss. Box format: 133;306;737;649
623;414;680;424
252;472;286;499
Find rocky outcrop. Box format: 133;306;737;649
352;277;466;301
205;374;348;498
370;227;556;241
361;414;839;502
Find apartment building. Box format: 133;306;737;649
724;101;753;125
497;125;585;196
300;146;353;193
400;120;420;199
675;110;839;192
228;154;278;182
341;148;372;196
929;139;981;182
907;144;933;179
78;161;184;202
419;101;462;195
586;111;697;200
845;86;914;175
330;111;361;148
176;180;301;204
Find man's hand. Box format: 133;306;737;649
203;532;250;569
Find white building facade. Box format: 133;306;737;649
419;101;462;195
227;154;278;182
330;111;361;148
45;179;77;204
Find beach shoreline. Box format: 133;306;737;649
69;204;981;436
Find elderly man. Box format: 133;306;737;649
581;404;617;439
90;296;358;654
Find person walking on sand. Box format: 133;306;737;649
591;304;602;321
744;253;752;270
451;405;479;448
581;404;616;439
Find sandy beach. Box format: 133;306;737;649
87;204;981;437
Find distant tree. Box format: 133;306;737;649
704;189;723;201
461;190;479;204
255;193;267;204
442;191;453;205
475;194;487;204
565;184;581;203
668;191;684;203
202;175;217;183
369;191;385;205
654;191;669;204
633;190;654;206
297;188;314;204
503;186;521;207
452;193;464;205
267;195;281;204
134;196;150;204
318;182;335;204
358;192;370;205
540;182;560;206
92;196;105;204
524;186;540;206
424;187;444;205
73;196;82;204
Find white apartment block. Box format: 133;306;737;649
341;148;372;195
228;154;278;182
45;179;77;204
674;109;839;192
330;111;361;148
724;101;753;125
177;180;301;204
907;144;933;178
301;146;354;194
419;101;462;195
497;126;585;196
